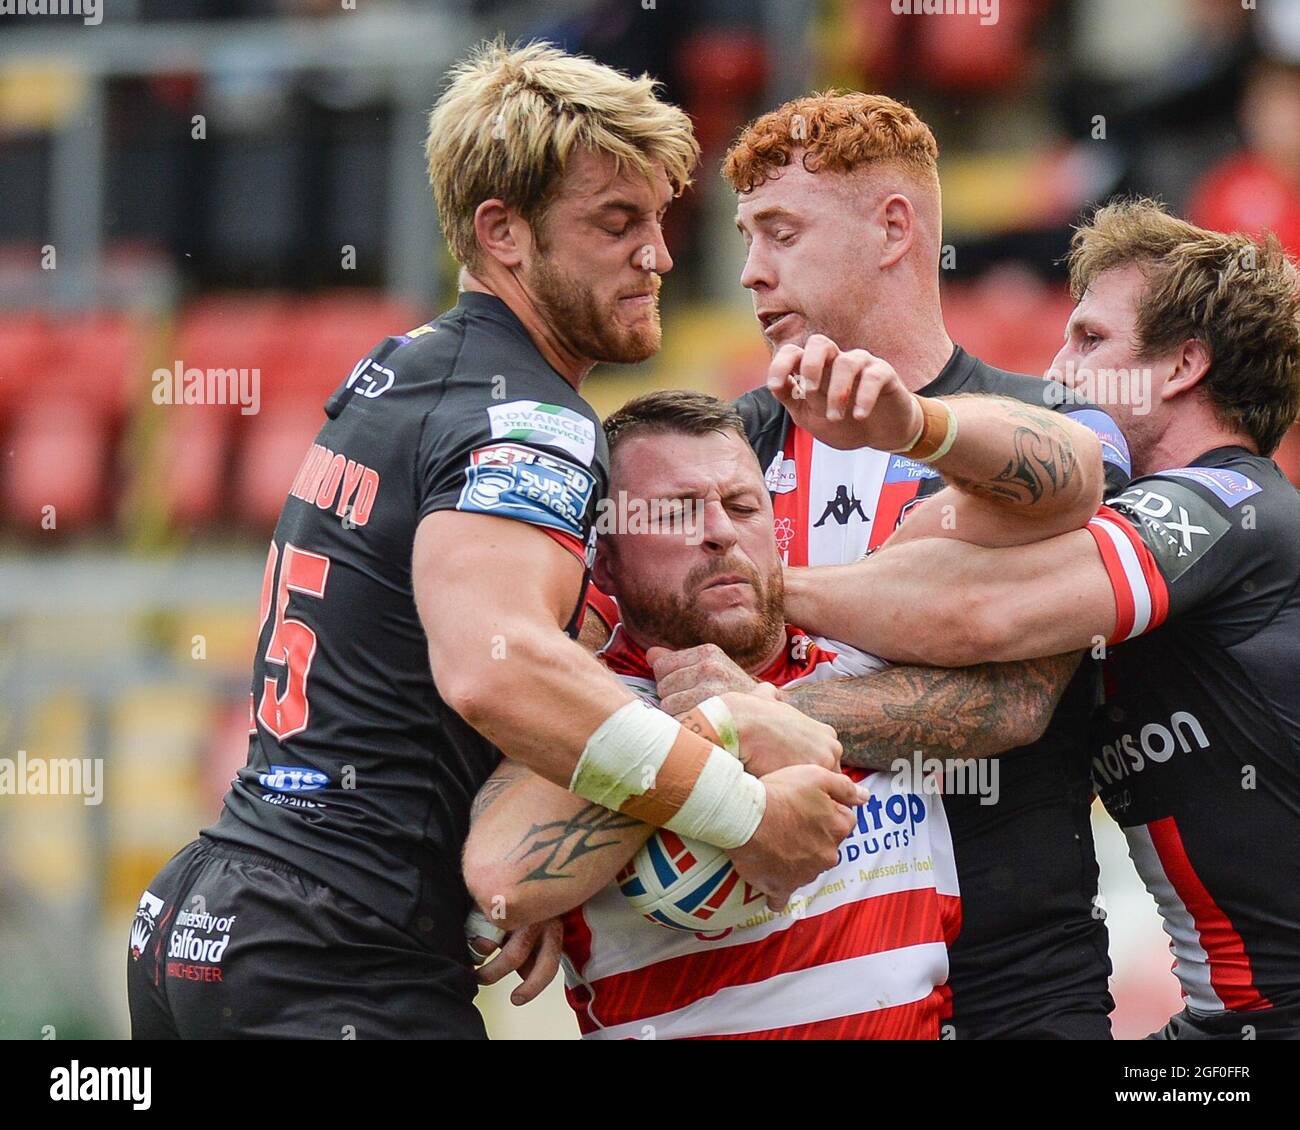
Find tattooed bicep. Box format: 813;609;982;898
469;757;530;823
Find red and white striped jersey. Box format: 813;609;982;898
559;625;961;1040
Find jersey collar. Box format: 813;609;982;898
599;623;833;688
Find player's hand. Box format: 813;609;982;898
475;918;563;1005
648;643;758;714
767;334;923;452
729;764;864;909
721;687;842;776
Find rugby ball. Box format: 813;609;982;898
617;829;766;932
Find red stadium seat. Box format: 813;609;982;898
914;0;1046;93
0;311;145;533
161;295;295;527
6;401;108;530
0;312;49;419
233;398;325;530
943;270;1073;378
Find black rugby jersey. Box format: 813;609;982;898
738;344;1131;1037
1087;446;1300;1018
205;291;609;940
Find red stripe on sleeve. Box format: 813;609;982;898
1148;816;1271;1012
1097;507;1172;633
1085;513;1136;644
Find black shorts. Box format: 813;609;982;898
127;839;486;1040
1147;1004;1300;1041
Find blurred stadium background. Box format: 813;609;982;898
2;0;1299;1040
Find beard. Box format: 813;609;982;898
617;555;787;673
529;255;662;365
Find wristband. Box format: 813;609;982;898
906;398;958;463
571;700;765;850
694;695;741;757
663;745;765;849
887;397;958;463
465;908;506;964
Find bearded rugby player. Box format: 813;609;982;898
126;42;861;1040
785;200;1300;1041
464;391;965;1039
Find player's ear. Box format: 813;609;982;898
473;199;526;269
1162;339;1212;402
592;537;617;595
877;193;915;270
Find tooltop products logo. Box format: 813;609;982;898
838;786;929;864
50;1063;150;1111
0;751;103;805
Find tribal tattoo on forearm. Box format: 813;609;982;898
947;403;1079;506
781;652;1083;771
507;805;645;883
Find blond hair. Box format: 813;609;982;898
426;40;699;269
1069;198;1300;455
722;90;939;193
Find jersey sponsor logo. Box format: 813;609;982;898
773;517;795;557
458;445;595;538
129;890;165;960
1063;407;1133;478
764;452;798;494
883;454;940;483
1110;482;1229;582
1159;467;1262;508
343;357;396;399
814;485;869;528
288;443;381;526
1092;709;1210;795
840;788;929;863
258;765;329;792
166;904;237;979
487;400;597;466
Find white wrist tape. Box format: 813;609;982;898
662;746;765;850
570;700;680;812
571;700;765;850
465;908;506;949
696;695;740;757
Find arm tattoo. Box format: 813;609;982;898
469;759;527;824
781;652;1083;771
507;805;644;883
947;405;1078;506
